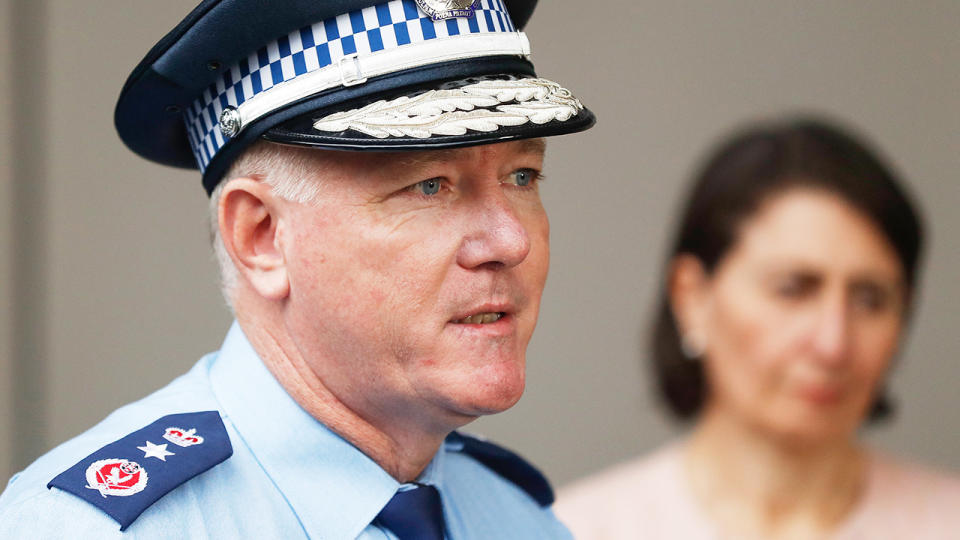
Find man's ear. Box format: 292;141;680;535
218;178;290;300
668;254;711;349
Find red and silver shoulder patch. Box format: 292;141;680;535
85;458;148;498
48;411;233;531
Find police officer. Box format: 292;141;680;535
0;0;594;537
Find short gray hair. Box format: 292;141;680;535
208;141;324;308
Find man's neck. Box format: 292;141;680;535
235;312;449;483
684;407;867;539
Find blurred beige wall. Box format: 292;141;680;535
2;1;958;488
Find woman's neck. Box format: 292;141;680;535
684;407;868;540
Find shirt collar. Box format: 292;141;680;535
209;321;405;539
417;445;445;488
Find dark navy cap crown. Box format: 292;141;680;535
115;0;595;193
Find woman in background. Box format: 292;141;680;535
555;118;960;539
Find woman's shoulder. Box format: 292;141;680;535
557;444;680;504
554;443;709;540
871;452;960;502
838;451;960;538
868;451;960;504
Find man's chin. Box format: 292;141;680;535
434;368;527;423
463;385;526;416
476;374;527;412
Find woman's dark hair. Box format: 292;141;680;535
651;117;924;422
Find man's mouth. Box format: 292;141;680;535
453;312;505;324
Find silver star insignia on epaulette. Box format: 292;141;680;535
138;440;175;461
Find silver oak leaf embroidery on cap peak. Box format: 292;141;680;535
312;78;584;139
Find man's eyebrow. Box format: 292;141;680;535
395;138;548;168
396;149;463;168
517;137;547;156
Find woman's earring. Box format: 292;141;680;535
681;332;706;360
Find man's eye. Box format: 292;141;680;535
410;178;442;196
507;168;540;187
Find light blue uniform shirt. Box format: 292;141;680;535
0;322;572;539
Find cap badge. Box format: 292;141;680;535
219;107;241;139
163;427;204;447
85;459;148;498
415;0;480;20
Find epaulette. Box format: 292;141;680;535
47;411;232;531
446;431;554;507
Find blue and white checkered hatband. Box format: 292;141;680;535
185;0;525;173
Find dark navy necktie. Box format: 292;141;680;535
376;484;446;540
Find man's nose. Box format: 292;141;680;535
456;194;532;270
809;293;852;366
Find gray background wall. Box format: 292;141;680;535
1;1;958;488
1;0;13;484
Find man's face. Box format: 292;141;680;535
278;140;549;432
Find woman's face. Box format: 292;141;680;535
682;188;907;443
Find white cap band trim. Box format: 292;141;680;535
227;31;531;137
